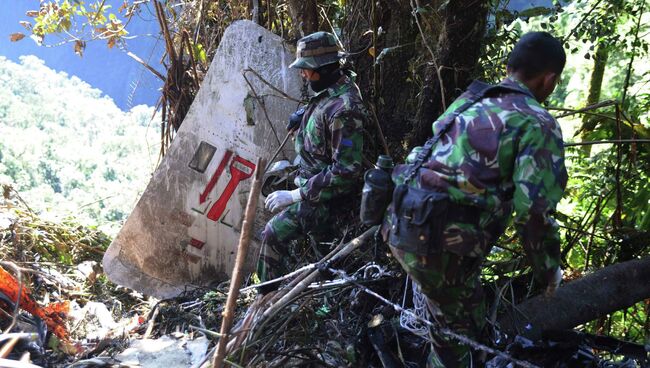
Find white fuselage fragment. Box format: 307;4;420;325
103;20;302;298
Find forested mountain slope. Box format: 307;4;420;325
0;55;159;234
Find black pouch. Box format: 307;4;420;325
388;184;450;255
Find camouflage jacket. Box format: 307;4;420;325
390;77;567;283
294;71;367;203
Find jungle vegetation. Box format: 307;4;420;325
3;0;649;351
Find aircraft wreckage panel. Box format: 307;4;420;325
103;20;302;298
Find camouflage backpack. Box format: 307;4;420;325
387;80;528;255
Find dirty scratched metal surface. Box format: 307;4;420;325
103;21;302;298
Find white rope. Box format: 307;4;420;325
399;277;430;337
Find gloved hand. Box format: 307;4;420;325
545;267;563;297
265;189;302;213
287;107;305;133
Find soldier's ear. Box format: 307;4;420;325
533;71;559;102
301;69;320;81
543;72;560;91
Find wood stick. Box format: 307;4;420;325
239;263;314;293
0;336;20;358
0;358;42;368
143;305;159;339
242;226;378;347
259;226;378;324
212;157;266;368
264;229;365;307
19;352;30;362
369;104;390;156
189;325;224;339
548;99;616;118
565;139;650;147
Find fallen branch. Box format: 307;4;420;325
0;334;38;345
143;305;159;339
0;336;20;358
499;256;650;340
226;226;379;357
259;226;378;323
242;68;301;103
565;139;650;147
126;51;165;81
188;325;223;339
0;358;42;368
550;99;616;118
239;263;315;293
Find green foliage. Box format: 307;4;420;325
13;0;133;53
191;41;207;64
0;55;159;235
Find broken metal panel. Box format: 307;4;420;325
103;20;302;299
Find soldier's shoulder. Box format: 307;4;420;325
521;97;559;132
488;93;558;129
328;85;367;116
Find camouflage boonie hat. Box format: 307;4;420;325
290;31;345;69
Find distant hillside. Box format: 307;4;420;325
0;55;159;235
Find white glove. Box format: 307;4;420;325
265;189;302;213
545;267;563;296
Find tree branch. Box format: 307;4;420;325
499;256;650;340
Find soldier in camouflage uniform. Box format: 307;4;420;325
384;32;567;367
257;32;368;292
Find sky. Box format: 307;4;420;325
0;1;164;111
508;0;557;11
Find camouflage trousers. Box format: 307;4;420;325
389;246;486;368
257;200;336;284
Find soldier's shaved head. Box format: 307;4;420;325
507;32;566;79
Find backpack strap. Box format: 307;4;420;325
404;80;528;183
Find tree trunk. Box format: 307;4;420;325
286;0;318;40
498;256;650;340
409;0;490;147
578;44;609;155
251;0;261;24
344;0;419;159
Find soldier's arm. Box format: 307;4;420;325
299;110;364;202
512;115;567;286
